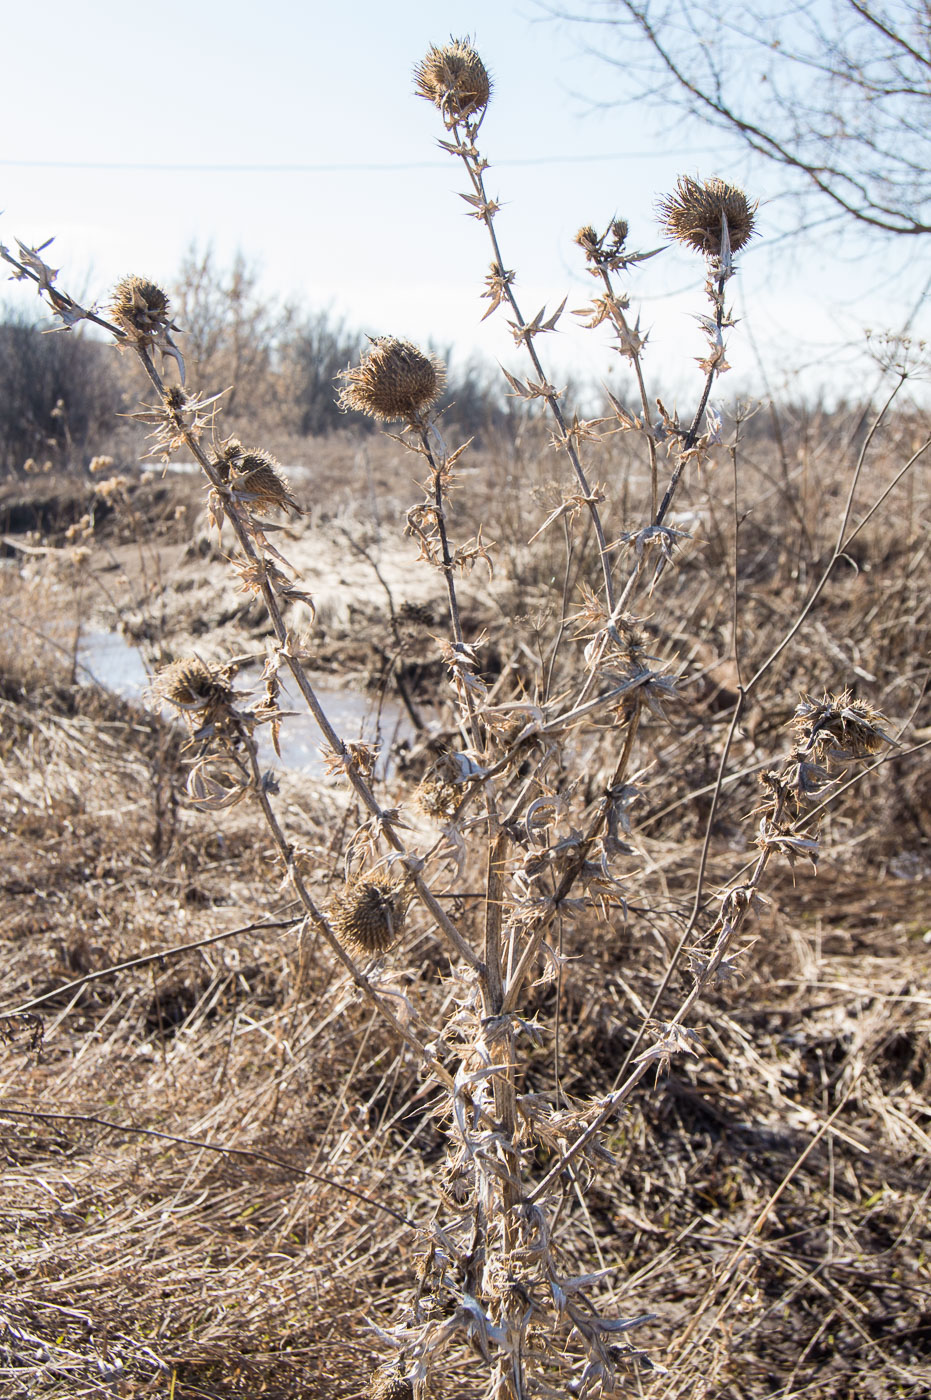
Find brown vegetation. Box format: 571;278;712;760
1;397;928;1397
1;36;930;1400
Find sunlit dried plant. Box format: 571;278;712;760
338;337;444;424
1;30;919;1400
212;439;302;515
329;875;409;955
414;37;492;120
657;174;757;257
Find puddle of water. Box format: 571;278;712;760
77;629;414;779
77;629;149;698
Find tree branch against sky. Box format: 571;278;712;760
556;0;931;238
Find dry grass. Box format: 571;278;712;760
1;421;929;1396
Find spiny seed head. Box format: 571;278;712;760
234;454;295;510
657;176;757;257
156;658;233;713
329;875;407;955
368;1367;413;1400
416;774;461;821
575;219;631;270
209;440;298;512
793;690;893;760
338;338;444;424
111;276;173;339
415;38;491;119
574;226;600;258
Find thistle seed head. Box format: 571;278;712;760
110;276;174;343
329;875;407;955
368;1366;413;1400
793;690;893;761
210;440;300;514
338;338;444;424
414;38;491;120
155;657;234;714
574;226;601;259
574;219;631;272
416;774;462;821
657;176;757;257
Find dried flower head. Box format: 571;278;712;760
155;657;234;716
416;774;462;821
368;1365;413;1400
329;875;407;955
110;275;174;343
657;176;756;257
211;440;300;514
338;338;444;423
92;474;129;502
574;226;601;258
574;219;635;274
793;690;894;761
414;38;491;120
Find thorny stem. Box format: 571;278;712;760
502;697;643;1014
571;265;732;713
417;421;514;1213
449;125;617;614
133;347;481;975
420;425;467;651
0;244;127;341
629;271;726;556
413;424;507;1014
596;265;658;518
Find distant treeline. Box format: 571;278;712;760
0;247;513;477
0;246;900;479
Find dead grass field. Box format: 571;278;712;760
1;412;930;1399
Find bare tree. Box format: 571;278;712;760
172;245;297;426
0;308;124;476
559;0;931;238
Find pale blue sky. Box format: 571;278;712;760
3;0;927;402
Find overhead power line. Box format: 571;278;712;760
0;147;725;176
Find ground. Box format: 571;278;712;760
1;426;929;1398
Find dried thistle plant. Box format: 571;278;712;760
211;439;302;515
329;874;409;955
657;174;757;257
338;337;445;424
414;37;492;121
109;273;184;376
0;34;920;1400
